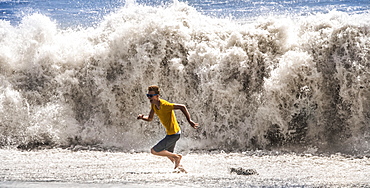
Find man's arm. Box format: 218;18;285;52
174;104;199;129
137;109;154;121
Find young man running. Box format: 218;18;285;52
137;85;199;170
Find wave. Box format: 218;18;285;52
0;2;369;154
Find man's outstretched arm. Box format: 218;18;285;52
174;104;199;129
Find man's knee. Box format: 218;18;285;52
151;148;157;155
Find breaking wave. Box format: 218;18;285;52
0;2;369;154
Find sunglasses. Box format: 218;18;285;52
146;94;158;98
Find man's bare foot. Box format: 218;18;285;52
174;154;182;169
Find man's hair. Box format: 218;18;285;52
148;85;160;94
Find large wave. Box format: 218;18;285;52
0;2;369;154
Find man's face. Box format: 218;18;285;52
147;90;159;103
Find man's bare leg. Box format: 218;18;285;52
151;148;182;169
167;156;175;163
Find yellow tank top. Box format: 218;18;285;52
151;99;180;135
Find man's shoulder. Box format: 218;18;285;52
160;99;174;106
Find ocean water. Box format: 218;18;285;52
1;0;370;153
2;0;370;28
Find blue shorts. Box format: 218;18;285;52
152;134;180;153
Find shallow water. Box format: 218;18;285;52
1;149;369;187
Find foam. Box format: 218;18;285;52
0;2;369;153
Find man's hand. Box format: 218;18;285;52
190;121;199;129
137;110;154;122
137;114;144;120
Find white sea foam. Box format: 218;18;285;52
0;149;369;187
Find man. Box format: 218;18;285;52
137;85;199;170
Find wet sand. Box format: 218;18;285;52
1;149;369;187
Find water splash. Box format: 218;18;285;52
0;2;369;154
